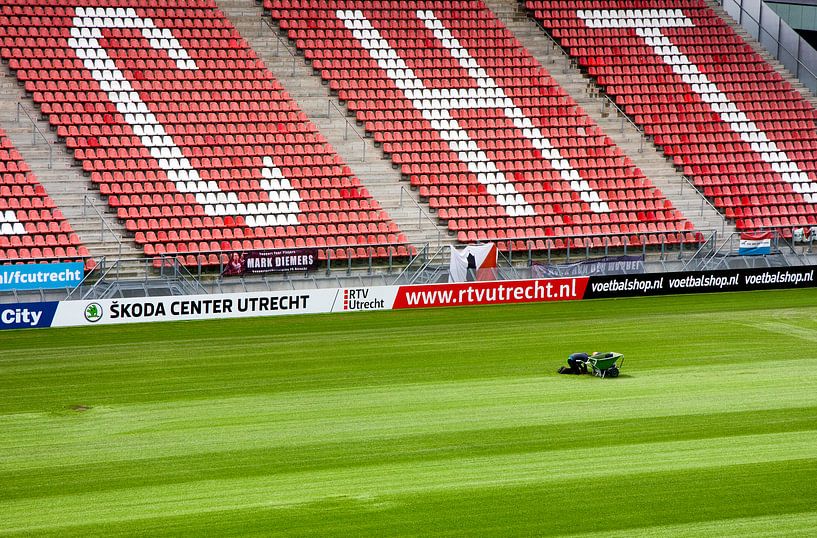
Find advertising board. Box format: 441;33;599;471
2;266;815;330
0;262;84;292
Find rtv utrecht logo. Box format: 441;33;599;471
342;289;385;311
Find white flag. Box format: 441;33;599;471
449;243;498;283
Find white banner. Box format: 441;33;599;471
3;277;591;330
53;289;359;327
448;243;498;283
50;287;404;328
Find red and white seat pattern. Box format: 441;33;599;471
0;128;88;264
0;1;409;266
526;0;817;232
266;0;697;249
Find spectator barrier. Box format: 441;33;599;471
1;265;814;330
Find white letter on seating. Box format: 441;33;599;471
69;7;300;224
578;9;817;201
338;9;609;215
0;210;26;236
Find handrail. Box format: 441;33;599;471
65;256;107;300
15;102;53;169
527;17;645;151
155;254;209;295
718;0;817;92
82;195;123;267
496;248;522;280
600;97;646;152
527;15;575;75
328;100;367;162
682;230;723;270
80;259;134;300
393;244;447;285
398;186;442;250
677;175;729;233
259;17;297;75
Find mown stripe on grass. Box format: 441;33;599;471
1;358;816;469
6;461;816;537
1;430;815;534
2;406;816;502
570;511;817;538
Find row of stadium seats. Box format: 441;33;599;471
525;0;817;232
0;127;90;264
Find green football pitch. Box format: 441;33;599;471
2;289;817;536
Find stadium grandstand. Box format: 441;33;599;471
525;0;817;234
0;0;816;300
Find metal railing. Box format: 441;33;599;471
82;195;124;268
259;17;297;75
748;225;812;263
66;256;112;300
683;223;816;270
398;186;442;250
677;176;730;233
153;255;210;295
393;243;447;285
15;102;53;169
528;16;575;75
496;228;716;265
390;227;710;284
328;100;367;161
599;98;646;152
681;230;723;270
9;223;817;301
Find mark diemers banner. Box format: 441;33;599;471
222;248;319;276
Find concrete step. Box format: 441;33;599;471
217;0;456;252
0;66;146;270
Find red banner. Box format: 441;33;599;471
392;278;589;309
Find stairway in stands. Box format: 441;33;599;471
0;65;145;270
485;0;732;238
217;0;452;252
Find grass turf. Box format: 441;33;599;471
1;289;817;536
